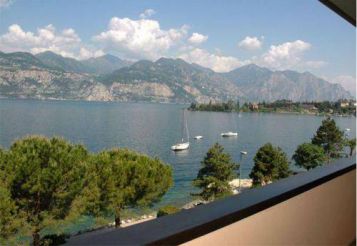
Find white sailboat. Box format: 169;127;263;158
221;112;238;137
171;110;190;151
221;132;238;137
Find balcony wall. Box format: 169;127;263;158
184;167;355;245
66;158;355;245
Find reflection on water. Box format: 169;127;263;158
0;99;355;206
172;149;190;157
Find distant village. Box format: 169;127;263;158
188;99;357;116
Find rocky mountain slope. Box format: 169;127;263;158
102;58;242;102
35;51;131;74
222;64;351;102
0;52;111;100
81;54;132;74
0;51;352;102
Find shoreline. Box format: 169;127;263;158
189;109;355;118
106;178;253;229
1;98;355;118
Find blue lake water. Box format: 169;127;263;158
0;99;355;207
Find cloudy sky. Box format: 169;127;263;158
0;0;355;93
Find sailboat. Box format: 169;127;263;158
221;112;238;137
221;132;238;137
171;109;190;151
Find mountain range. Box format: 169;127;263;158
0;51;352;103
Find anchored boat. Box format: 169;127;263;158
171;109;190;151
221;132;238;137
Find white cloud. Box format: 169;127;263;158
238;36;262;50
0;24;103;60
93;17;189;59
139;9;156;19
332;75;356;95
179;48;246;72
188;32;208;45
258;40;311;70
0;0;13;8
0;20;332;77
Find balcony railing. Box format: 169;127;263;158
66;157;356;245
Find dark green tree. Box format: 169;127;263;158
0;181;25;244
293;143;326;170
0;148;28;244
193;143;238;201
345;138;356;157
6;136;88;246
78;149;172;227
250;143;290;186
311;117;344;158
189;102;197;111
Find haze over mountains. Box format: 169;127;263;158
0;51;352;103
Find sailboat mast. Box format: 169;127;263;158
185;109;189;142
181;109;184;142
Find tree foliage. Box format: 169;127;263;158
189;99;356;116
0;148;27;244
0;136;173;244
250;143;290;186
5;136;88;245
311;117;344;158
77;149;173;227
345;138;356;157
293;143;326;170
188;100;239;112
193;143;238;201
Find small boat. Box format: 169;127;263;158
221;132;238;137
171;142;190;151
171;109;190;151
194;136;203;139
345;128;351;131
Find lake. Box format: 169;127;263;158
0;99;355;207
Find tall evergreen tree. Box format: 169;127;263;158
193;143;238;201
78;149;172;227
6;136;88;245
293;143;326;170
311;117;344;158
250;143;290;186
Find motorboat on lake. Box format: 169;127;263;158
194;136;203;139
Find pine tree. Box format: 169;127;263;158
293;143;326;170
311;117;344;158
193;143;238;201
79;149;173;227
250;143;290;186
6;136;88;245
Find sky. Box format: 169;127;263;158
0;0;355;94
